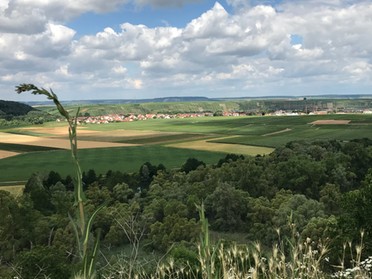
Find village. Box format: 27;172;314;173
69;111;243;124
62;108;372;125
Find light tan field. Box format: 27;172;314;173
1;126;271;159
19;126;166;138
20;126;82;136
0;150;20;159
0;131;138;150
310;120;350;125
166;136;274;156
0;185;24;197
0;127;179;159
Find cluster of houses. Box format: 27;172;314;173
69;111;249;125
56;108;372;125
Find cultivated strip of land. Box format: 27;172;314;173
0;185;24;197
0;150;20;159
166;136;274;156
0;132;138;150
310;120;351;125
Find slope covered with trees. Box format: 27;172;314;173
0;100;35;116
0;100;55;127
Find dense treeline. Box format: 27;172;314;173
0;111;57;127
0;139;372;277
0;100;35;116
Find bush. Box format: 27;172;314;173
14;246;72;279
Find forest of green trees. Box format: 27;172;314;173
1;138;372;278
0;100;56;127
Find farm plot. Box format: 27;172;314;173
211;118;372;148
310;120;351;125
0;132;137;150
0;146;226;182
2;114;372;183
0;150;20;159
167;136;274;156
0;185;24;197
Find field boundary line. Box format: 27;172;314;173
0;180;27;186
262;128;292;136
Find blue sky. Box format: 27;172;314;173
68;1;230;33
1;0;371;101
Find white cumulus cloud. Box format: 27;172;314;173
1;0;372;100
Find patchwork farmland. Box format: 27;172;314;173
1;113;372;185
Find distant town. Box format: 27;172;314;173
64;109;372;125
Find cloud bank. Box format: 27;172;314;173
1;0;372;100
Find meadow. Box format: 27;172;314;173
1;113;372;185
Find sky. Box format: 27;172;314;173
1;0;372;101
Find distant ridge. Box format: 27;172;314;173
25;94;372;106
27;96;211;106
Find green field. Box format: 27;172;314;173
1;113;372;184
0;146;226;183
78;132;209;144
83;114;372;145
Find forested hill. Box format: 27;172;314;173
0;100;55;126
0;100;35;117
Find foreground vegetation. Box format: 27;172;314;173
1;137;372;278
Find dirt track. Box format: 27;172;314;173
263;128;292;136
310;120;350;125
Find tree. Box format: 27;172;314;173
272;192;325;237
246;196;276;245
0;191;21;261
273;155;326;199
112;182;134;203
339;169;372;254
44;170;62;189
205;182;250;231
14;246;72;279
82;169;97;187
50;181;73;215
181;158;206;174
216;153;244;168
149;215;199;252
24;173;55;215
319;183;342;215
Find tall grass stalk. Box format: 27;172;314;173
16;84;103;279
332;231;371;278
